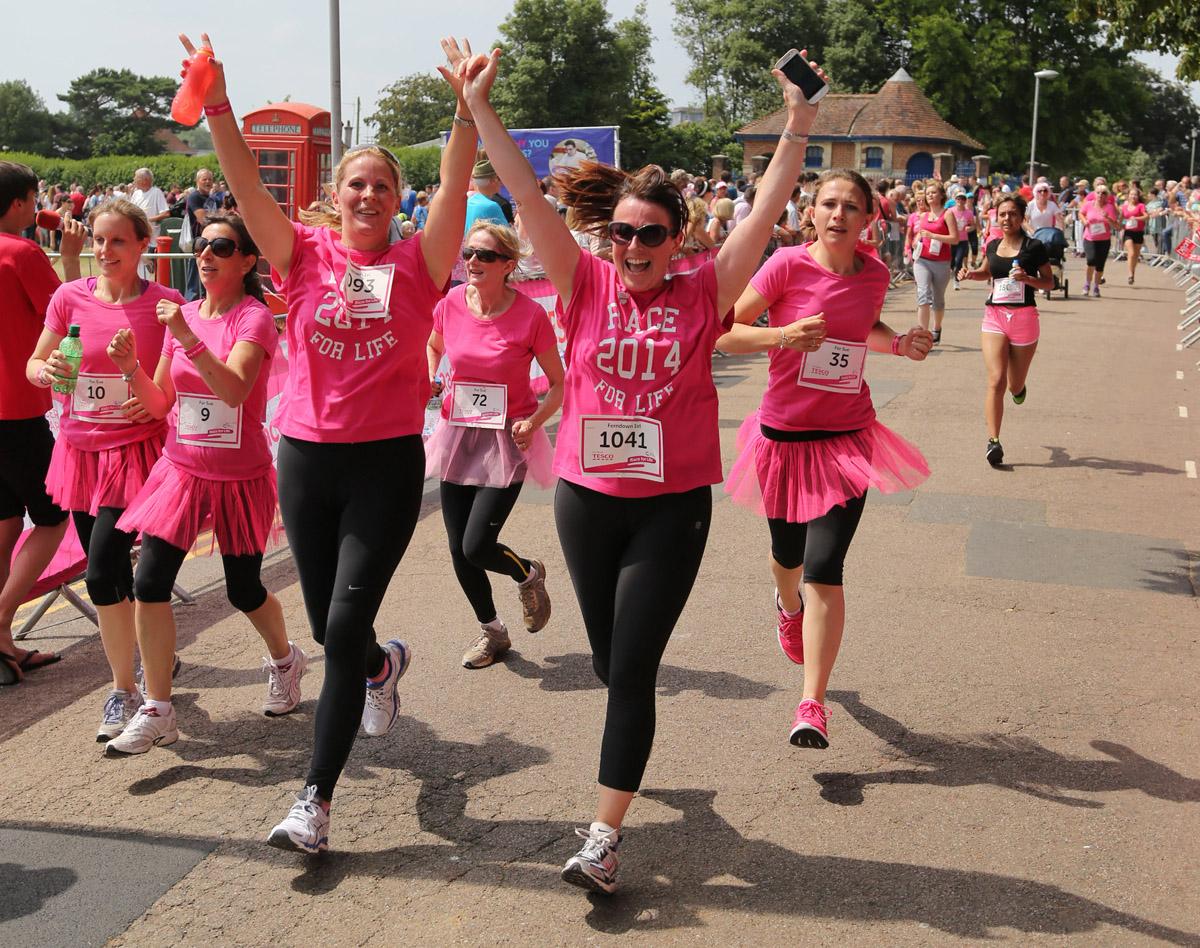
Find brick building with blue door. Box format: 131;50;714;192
734;68;987;184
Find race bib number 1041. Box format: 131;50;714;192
579;416;663;482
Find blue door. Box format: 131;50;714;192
906;152;933;184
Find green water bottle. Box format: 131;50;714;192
53;324;83;395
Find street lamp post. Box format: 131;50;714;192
1029;68;1059;184
1191;128;1197;181
329;0;343;165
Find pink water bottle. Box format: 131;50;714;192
171;47;216;126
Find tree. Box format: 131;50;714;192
822;0;898;93
1070;1;1200;81
613;3;671;168
1124;148;1161;186
655;120;743;176
369;73;457;147
58;69;178;157
1079;112;1132;181
1123;64;1200;178
0;81;54;154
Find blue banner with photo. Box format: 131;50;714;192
443;126;620;175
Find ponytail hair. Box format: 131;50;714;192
557;162;689;237
201;213;266;303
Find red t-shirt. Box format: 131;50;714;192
0;233;60;419
70;191;86;218
1019;185;1034;202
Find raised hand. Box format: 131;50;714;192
156;299;190;340
179;32;227;107
772;49;827;133
106;328;137;376
437;37;474;109
59;218;86;258
460;48;502;110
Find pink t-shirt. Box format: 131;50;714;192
917;211;952;260
952;207;975;242
1081;201;1118;241
433;284;557;423
752;243;889;433
985;208;1002;242
162;297;278;481
276;222;445;443
45;277;181;451
1120;202;1147;232
554;251;731;498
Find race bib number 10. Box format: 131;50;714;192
71;373;130;424
797;338;867;395
339;260;395;319
579;416;663;482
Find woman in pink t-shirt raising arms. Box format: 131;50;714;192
425;222;563;670
179;32;476;854
460;46;824;894
1119;186;1149;285
722;169;932;750
100;215;304;757
27;199;183;743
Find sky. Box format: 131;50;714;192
4;1;1196;135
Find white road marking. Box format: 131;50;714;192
1187;460;1198;479
1179;371;1186;380
1181;406;1190;418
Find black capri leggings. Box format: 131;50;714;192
1084;238;1111;272
951;240;970;274
555;479;711;793
968;230;979;256
73;508;135;607
278;434;425;801
134;533;267;613
768;491;867;586
440;480;530;624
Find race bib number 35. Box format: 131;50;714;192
797;338;867;395
339;260;395;319
177;394;242;449
579;416;663;482
71;373;130;424
449;382;507;429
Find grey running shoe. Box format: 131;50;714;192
361;639;412;737
561;825;621;894
267;786;329;854
518;559;551;632
96;688;143;743
462;620;511;669
263;644;307;717
104;703;178;756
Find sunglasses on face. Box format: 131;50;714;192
461;247;512;263
192;236;239;258
607;221;674;247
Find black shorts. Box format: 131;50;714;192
1124;231;1144;245
0;417;68;526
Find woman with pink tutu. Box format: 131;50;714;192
425;221;563;670
721;169;933;750
26;199;183;743
101;214;304;757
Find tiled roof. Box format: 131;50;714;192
736;74;984;151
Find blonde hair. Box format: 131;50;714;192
712;197;735;221
299;145;404;230
88;198;152;241
466;220;527;260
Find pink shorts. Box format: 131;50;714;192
982;304;1040;346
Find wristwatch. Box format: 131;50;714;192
122;362;139;383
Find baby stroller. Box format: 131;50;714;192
1034;226;1069;300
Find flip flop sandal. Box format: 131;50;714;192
19;650;61;672
0;651;23;686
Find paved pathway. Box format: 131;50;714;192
3;261;1197;946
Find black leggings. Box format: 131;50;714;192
278;434;425;801
768;491;867;586
555;479;711;793
133;533;267;613
951;240;970;274
1084;238;1110;272
73;508;135;607
440;480;530;624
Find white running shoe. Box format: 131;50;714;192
561;824;621;894
267;786;329;854
361;639;412;737
263;644;308;717
96;688;143;743
104;704;178;756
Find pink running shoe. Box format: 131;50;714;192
775;591;804;665
789;698;830;749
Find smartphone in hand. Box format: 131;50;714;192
775;49;828;104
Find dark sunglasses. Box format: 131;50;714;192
192;236;239;258
607;221;674;247
461;247;512;263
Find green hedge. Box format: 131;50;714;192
3;151;222;191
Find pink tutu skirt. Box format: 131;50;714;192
725;412;929;523
46;433;164;516
424;419;554;489
117;456;281;557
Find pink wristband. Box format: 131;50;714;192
184;340;208;361
204;100;232;117
891;333;904;356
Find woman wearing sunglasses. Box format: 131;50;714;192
98;215;303;756
459;46;824;894
425;222;564;670
27;199;183;743
179;32;476;853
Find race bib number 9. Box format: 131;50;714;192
177;394;242;449
71;373;130;424
797;338;867;395
339;261;395;319
992;276;1025;305
579;416;663;482
449;382;507;429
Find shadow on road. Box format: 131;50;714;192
812;691;1200;808
0;862;76;922
501;651;777;699
1007;446;1184;477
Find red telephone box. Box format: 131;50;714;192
242;103;333;221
